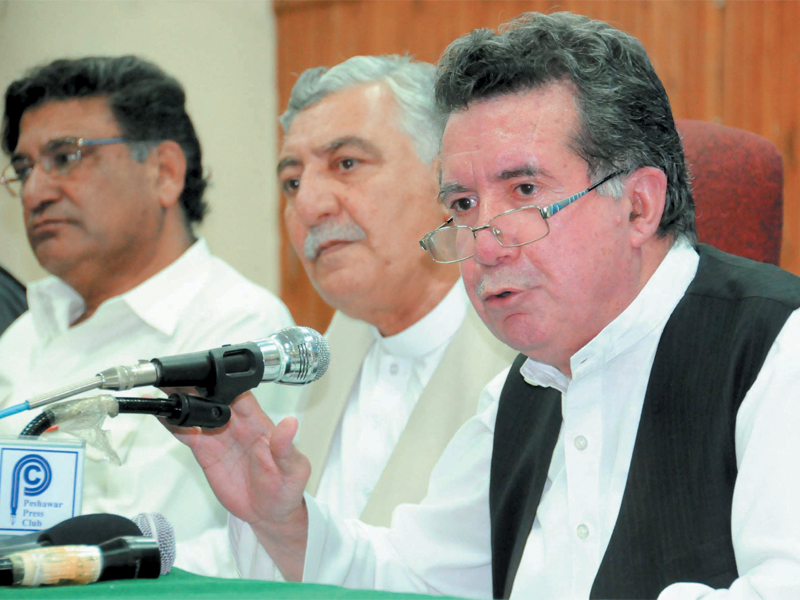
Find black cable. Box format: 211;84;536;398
20;410;55;437
19;394;229;437
18;398;178;438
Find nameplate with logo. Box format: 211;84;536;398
0;437;84;534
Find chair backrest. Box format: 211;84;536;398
675;119;783;265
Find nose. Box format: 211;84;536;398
470;205;517;267
20;164;61;215
290;169;342;227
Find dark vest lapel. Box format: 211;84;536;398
490;353;562;599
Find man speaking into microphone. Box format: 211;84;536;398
0;56;293;577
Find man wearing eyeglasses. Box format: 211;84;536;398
0;56;293;577
225;55;515;579
176;11;800;598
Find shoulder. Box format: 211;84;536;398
693;245;800;307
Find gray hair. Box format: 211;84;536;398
280;55;440;165
435;12;696;243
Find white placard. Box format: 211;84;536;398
0;436;84;534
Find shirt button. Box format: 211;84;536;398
389;363;399;375
577;524;590;539
574;435;588;451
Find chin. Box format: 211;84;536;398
488;317;546;354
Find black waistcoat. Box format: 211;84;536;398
489;245;800;599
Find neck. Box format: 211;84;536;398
68;231;195;327
552;236;675;378
344;263;460;337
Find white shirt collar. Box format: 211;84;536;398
372;279;470;360
521;240;700;391
123;239;212;336
26;239;213;343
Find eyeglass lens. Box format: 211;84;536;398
430;206;549;262
2;142;83;197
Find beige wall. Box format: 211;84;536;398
0;0;281;294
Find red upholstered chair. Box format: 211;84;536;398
675;119;784;265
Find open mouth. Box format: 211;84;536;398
482;288;525;305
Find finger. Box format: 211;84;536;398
230;391;277;429
160;386;204;397
162;420;201;447
270;416;300;462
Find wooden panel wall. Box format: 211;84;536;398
275;0;800;332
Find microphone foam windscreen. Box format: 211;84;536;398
43;513;142;546
132;513;175;575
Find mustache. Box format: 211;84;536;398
303;220;367;260
474;268;538;298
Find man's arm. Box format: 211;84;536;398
169;391;310;581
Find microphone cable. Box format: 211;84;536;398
20;394;231;437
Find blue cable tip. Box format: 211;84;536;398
0;402;30;420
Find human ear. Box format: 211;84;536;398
154;140;187;210
625;167;667;248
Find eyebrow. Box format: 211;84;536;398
498;164;543;180
437;183;471;205
437;164;548;205
276;135;383;177
323;136;382;158
277;157;301;176
11;137;81;163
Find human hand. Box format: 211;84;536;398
166;390;310;579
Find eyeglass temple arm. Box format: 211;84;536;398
419;217;454;251
541;171;621;219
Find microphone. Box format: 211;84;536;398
0;326;331;419
131;513;174;575
0;535;161;587
143;325;330;392
0;512;176;576
0;513;141;556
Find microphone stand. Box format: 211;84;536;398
20;347;268;437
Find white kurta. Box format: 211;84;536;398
315;282;469;519
0;239;294;578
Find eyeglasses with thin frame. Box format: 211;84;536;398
419;171;622;264
0;136;128;198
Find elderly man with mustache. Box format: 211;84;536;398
227;55;515;578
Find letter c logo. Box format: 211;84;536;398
10;454;52;517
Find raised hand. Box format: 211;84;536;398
168;390;310;580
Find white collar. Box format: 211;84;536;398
372;279;470;360
520;240;700;391
27;239;213;343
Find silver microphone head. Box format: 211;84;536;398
132;512;175;575
257;326;330;385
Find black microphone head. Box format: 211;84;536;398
41;513;142;546
132;513;175;575
0;513;141;557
